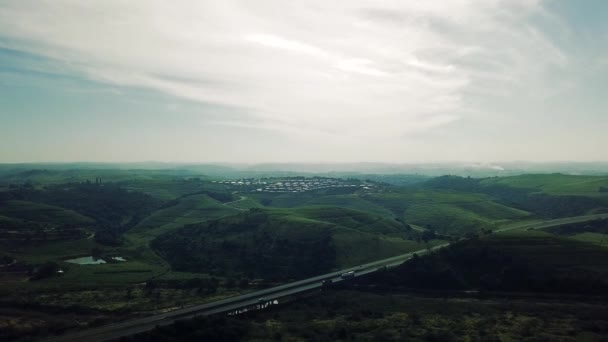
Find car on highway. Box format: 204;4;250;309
340;271;355;279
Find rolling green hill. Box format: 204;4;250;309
362;191;531;234
249;187;534;235
421;175;608;220
127;194;239;245
405;200;530;234
152;207;443;281
302;194;395;218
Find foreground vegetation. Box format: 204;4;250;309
124;290;608;342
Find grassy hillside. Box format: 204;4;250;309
0;200;94;225
362;190;530;234
127;194;239;245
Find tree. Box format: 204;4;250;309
30;262;60;281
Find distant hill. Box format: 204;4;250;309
422;174;608;219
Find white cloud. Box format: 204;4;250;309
0;0;568;143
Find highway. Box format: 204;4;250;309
44;213;608;342
44;244;446;342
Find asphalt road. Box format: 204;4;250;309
44;245;445;342
44;213;608;342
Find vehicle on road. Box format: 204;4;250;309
340;271;355;279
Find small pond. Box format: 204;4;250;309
64;256;127;264
65;256;107;265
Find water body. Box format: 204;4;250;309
65;256;107;265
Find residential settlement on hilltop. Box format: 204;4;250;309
212;177;374;193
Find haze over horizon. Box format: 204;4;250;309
1;0;607;163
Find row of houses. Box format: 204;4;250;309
213;179;268;186
255;179;372;193
213;177;375;193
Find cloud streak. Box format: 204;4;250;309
0;0;580;147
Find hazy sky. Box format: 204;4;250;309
1;0;607;163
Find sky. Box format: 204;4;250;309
0;0;607;163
